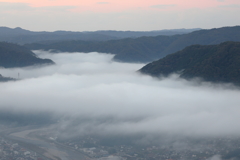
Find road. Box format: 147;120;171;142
0;126;91;160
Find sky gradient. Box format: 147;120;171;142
0;0;240;31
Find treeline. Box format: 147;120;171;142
0;42;54;68
140;42;240;85
24;26;240;63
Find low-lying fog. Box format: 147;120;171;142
1;51;240;140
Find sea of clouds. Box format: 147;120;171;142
0;51;240;140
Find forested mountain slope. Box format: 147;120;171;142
24;26;240;63
139;42;240;85
0;42;54;68
25;35;181;62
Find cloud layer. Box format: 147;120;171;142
1;51;240;140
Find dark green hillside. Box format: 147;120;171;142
161;26;240;57
139;42;240;85
25;35;181;63
24;26;240;63
0;42;54;68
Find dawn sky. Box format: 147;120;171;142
0;0;240;31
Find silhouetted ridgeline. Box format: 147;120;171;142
139;42;240;85
161;26;240;56
24;35;181;62
24;26;240;63
0;27;199;45
0;42;54;68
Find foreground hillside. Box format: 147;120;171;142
24;26;240;63
139;42;240;85
0;42;54;68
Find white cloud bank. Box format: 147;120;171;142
0;51;240;139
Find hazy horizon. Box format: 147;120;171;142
0;25;204;32
0;0;239;31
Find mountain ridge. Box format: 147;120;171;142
0;42;54;68
139;41;240;85
24;26;240;63
0;26;199;45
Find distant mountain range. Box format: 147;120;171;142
24;26;240;63
0;27;199;45
24;35;182;62
139;42;240;85
1;26;240;85
0;42;54;68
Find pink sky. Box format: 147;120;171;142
1;0;240;11
0;0;239;31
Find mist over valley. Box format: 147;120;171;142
1;0;240;158
0;51;240;160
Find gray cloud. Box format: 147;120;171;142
0;51;240;140
218;4;240;8
0;2;33;12
150;4;176;9
97;2;110;5
0;2;76;14
37;6;77;12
